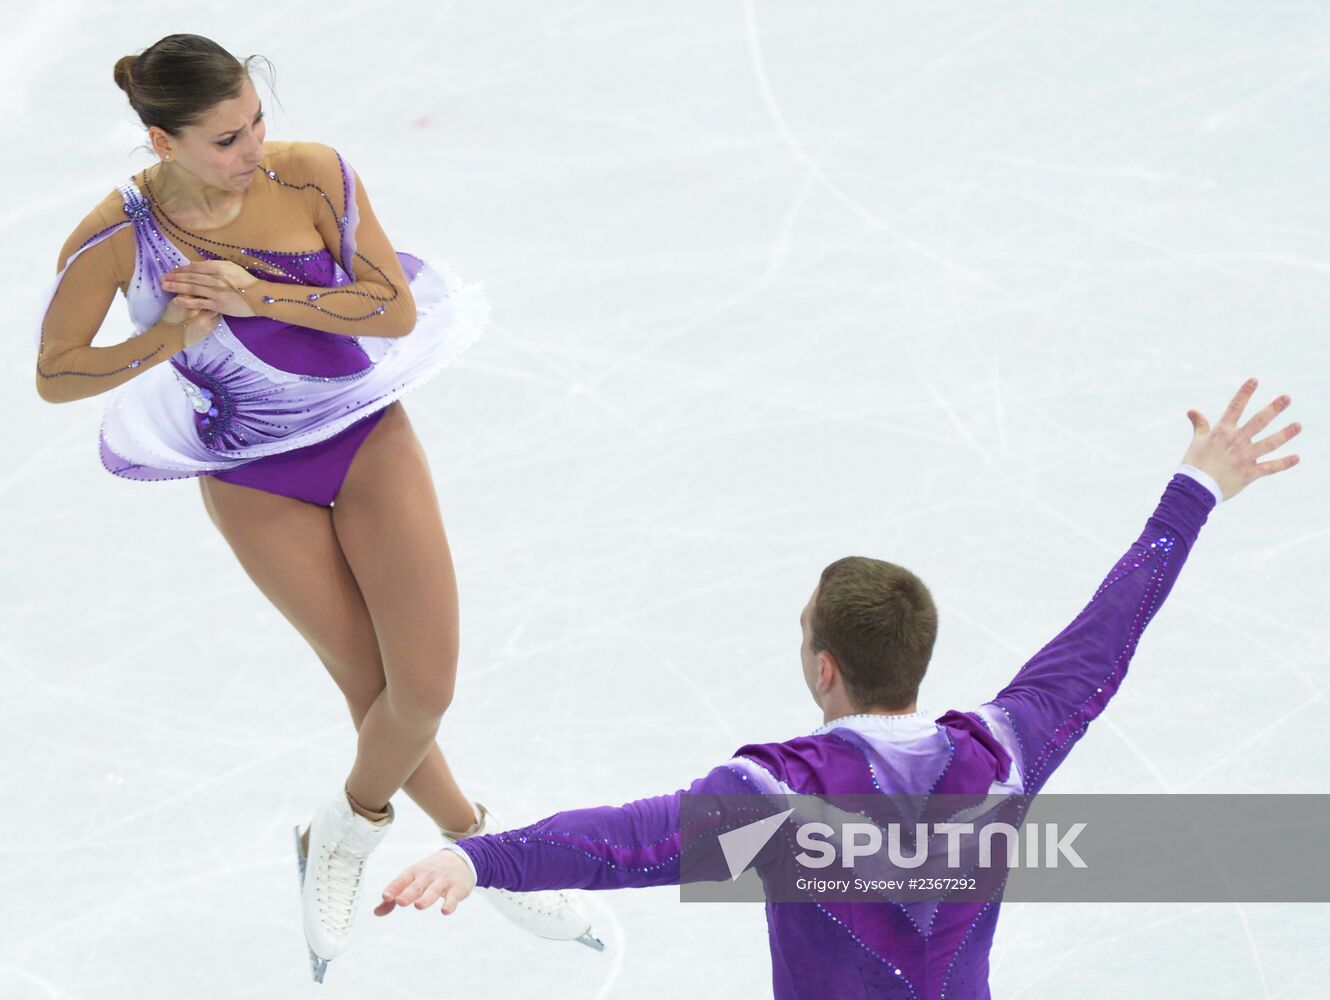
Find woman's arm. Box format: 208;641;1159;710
170;142;418;339
36;202;189;404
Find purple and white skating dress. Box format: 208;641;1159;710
35;141;489;506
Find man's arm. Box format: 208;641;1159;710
453;758;786;892
377;757;788;915
984;468;1217;794
985;377;1302;794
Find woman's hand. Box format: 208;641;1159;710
160;260;258;318
1182;377;1302;502
374;849;476;917
160;298;221;349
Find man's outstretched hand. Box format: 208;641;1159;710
1183;378;1302;502
375;849;476;917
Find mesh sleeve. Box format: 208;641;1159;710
36;197;184;404
245;141;417;337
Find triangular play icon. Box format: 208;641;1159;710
717;808;796;881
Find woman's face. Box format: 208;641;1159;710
151;75;267;191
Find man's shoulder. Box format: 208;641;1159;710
729;731;872;795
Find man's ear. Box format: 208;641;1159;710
816;651;837;694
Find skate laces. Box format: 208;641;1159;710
315;828;378;934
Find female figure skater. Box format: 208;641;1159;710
34;33;600;979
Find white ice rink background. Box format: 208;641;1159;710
3;2;1328;997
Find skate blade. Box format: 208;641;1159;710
294;824;330;984
575;930;606;952
308;948;328;984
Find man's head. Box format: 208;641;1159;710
799;557;938;716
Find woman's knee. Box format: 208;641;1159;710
337;672;386;728
386;668;455;722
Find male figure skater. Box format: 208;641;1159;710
375;379;1301;999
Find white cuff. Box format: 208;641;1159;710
1177;464;1224;505
442;842;479;883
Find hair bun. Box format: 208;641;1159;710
113;55;136;94
112;36;267;133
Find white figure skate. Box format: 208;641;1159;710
442;802;605;952
292;825;328;983
297;789;395;976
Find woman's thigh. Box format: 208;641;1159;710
330;401;460;717
197;473;387;711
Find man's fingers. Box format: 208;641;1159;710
1187;409;1210;435
375;874;457;915
396;872;436;905
1218;377;1259;428
1254;453;1301;477
375;867;422;916
441;883;465;915
414;877;449;909
1252;421;1303;458
1240;394;1293;441
377;877;453;912
382;871;416;900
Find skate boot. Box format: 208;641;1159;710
442;802;605;952
293;825;328;983
299;787;395;972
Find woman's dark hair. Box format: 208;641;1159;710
113;34;275;135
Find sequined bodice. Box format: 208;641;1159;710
213;244;341;288
114;179;380;450
120;182;346;290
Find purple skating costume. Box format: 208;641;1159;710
35;141;489;506
450;470;1223;998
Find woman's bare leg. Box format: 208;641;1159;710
327;402;470;817
197;430;476;831
340;685;475;831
